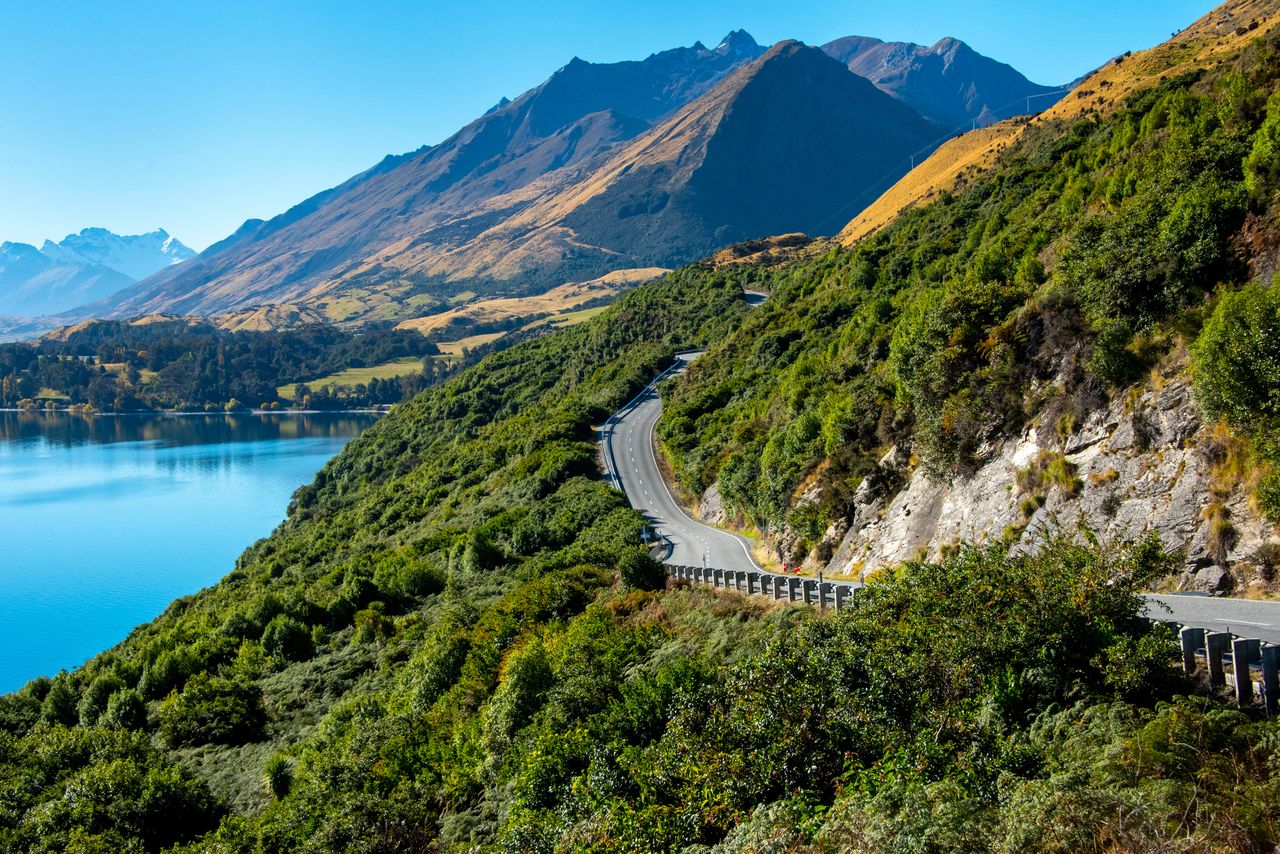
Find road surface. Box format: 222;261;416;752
603;353;762;572
1144;594;1280;643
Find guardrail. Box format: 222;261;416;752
665;564;859;613
1179;627;1280;714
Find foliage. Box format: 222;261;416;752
0;320;442;411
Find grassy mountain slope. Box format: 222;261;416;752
839;0;1280;244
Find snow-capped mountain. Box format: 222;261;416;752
0;228;194;318
38;228;194;280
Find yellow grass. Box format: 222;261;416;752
839;0;1280;245
434;332;506;356
395;269;664;335
277;357;424;399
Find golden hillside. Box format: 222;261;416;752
840;0;1280;245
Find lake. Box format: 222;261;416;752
0;410;377;693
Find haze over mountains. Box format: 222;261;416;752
74;31;1063;327
0;228;193;318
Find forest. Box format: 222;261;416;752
0;320;444;411
4;20;1280;854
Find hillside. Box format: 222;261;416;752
9;2;1280;851
839;0;1280;244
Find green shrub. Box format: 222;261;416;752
102;688;147;730
77;673;125;726
261;614;314;662
156;673;265;748
1193;280;1280;427
618;547;667;591
264;754;293;799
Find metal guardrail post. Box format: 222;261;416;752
1206;632;1231;687
819;582;832;611
1262;644;1280;716
747;572;759;595
834;585;850;612
713;568;724;589
787;577;801;602
1233;637;1261;706
1179;626;1205;674
802;579;816;606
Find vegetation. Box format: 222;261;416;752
0;320;443;411
659;34;1280;560
5;18;1280;854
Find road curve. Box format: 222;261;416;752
603;353;762;572
599;315;1280;640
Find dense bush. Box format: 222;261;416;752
156;674;266;748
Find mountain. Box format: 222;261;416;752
88;38;941;324
822;35;1065;128
0;228;194;317
88;34;768;322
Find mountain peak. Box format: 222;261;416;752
821;34;1064;128
715;30;760;57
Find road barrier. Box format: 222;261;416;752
673;565;1280;714
1180;626;1280;714
664;564;859;613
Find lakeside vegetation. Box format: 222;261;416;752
0;320;443;412
7;13;1280;854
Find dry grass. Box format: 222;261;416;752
395;269;663;335
434;333;507;356
840;0;1280;245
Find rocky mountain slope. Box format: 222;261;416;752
0;228;193;317
83;33;1049;328
822;35;1065;128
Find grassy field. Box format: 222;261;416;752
433;332;507;357
277;357;425;399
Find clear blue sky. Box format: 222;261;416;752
1;0;1212;251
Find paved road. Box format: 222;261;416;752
603;353;762;572
1144;594;1280;643
601;327;1280;640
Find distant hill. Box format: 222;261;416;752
821;35;1066;129
0;228;193;317
82;32;1050;327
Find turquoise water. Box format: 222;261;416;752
0;411;376;692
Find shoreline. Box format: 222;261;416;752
0;407;388;416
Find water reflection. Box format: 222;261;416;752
0;410;378;449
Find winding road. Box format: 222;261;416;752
603;353;762;572
601;305;1280;642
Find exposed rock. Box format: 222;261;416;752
698;484;729;527
1193;565;1235;595
820;374;1277;596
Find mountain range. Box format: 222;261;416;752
70;32;1062;327
0;228;193;318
